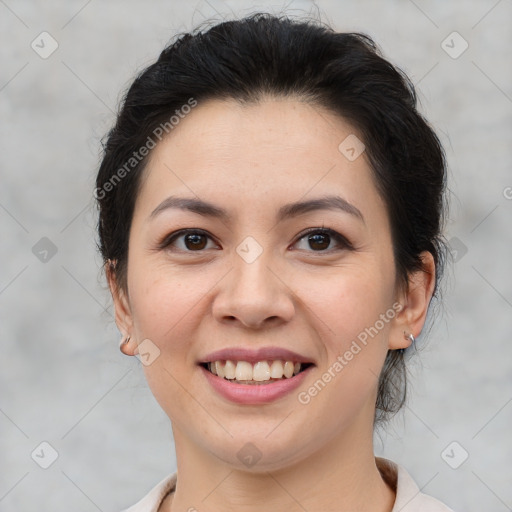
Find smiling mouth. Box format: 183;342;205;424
200;360;314;385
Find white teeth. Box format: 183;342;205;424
270;360;284;378
205;359;306;382
283;361;294;378
223;360;236;379
215;360;225;378
253;361;270;381
235;361;253;381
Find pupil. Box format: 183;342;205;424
186;233;206;250
309;233;329;250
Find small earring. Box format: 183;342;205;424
119;335;131;354
403;331;415;344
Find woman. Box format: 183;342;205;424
95;12;455;512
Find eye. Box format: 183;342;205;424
159;229;218;252
293;227;353;252
158;227;353;254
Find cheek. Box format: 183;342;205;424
293;271;394;427
293;265;395;416
128;263;216;360
294;263;394;349
127;268;204;422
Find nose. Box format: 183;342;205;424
212;252;295;330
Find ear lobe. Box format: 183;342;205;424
388;251;436;350
106;262;134;347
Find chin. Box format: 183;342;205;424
207;429;314;473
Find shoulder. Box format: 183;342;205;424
119;472;177;512
376;457;457;512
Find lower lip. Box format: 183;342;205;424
200;365;313;404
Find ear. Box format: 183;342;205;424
106;262;137;356
388;251;436;350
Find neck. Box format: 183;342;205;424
166;415;396;512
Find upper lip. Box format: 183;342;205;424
199;347;315;365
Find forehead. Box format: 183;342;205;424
157;97;354;157
135;97;383;223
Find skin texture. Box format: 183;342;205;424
108;98;436;512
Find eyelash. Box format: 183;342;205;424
158;227;354;254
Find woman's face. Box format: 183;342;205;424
111;98;428;471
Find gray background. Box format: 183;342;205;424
1;1;511;511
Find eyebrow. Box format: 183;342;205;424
148;194;365;224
